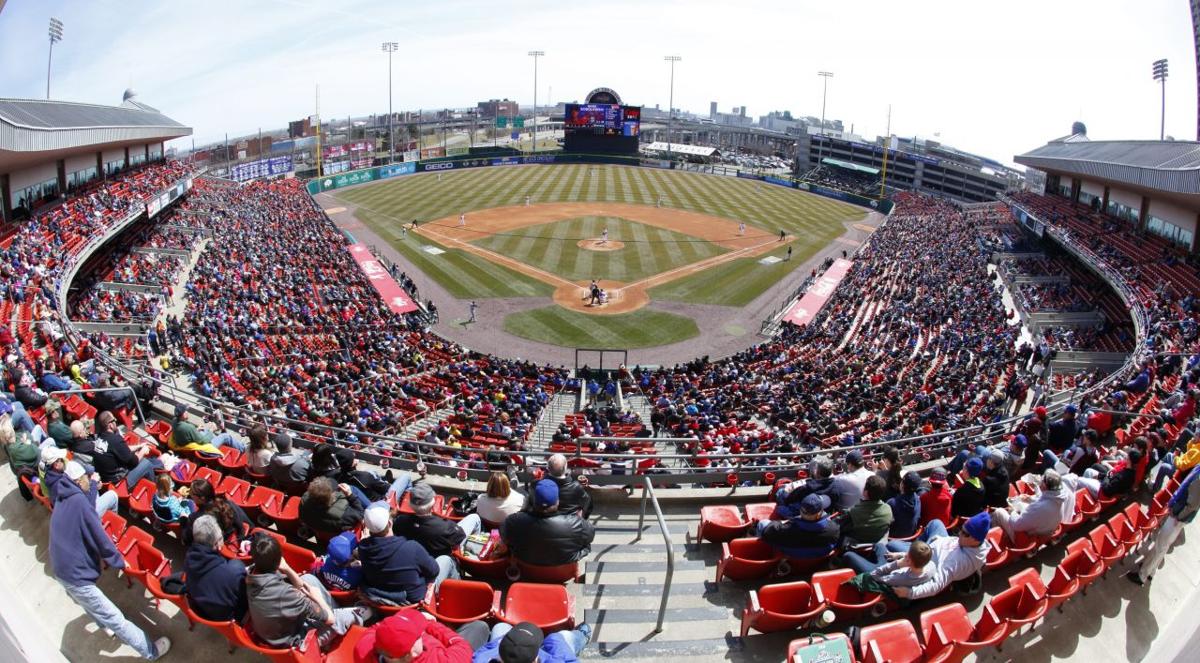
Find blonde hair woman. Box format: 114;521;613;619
475;472;526;528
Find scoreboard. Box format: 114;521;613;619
563;103;641;154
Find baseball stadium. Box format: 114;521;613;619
0;3;1199;663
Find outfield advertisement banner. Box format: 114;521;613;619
736;172;763;180
402;149;420;162
307;161;418;194
446;146;470;157
347;243;419;315
420;147;446;159
782;258;854;326
491;157;521;166
764;175;794;188
378;163;417;180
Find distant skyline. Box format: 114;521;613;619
0;0;1196;167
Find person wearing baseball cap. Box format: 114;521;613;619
318;530;363;592
920;467;953;527
951;458;988;520
358;502;442;607
758;493;840;559
882;511;991;601
393;483;484;587
1047;405;1079;456
352;608;489;663
502;479;595;567
472;620;593;663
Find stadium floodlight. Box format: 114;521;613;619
528;51;544;152
817;71;833;165
382;42;399;164
1152;59;1168;141
47;17;63;99
665;56;681;160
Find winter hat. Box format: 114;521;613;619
799;493;831;515
326;531;356;565
965;457;985;478
963;512;991;542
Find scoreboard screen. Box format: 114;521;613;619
563;103;641;153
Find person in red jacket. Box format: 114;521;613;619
353;609;488;663
919;467;953;527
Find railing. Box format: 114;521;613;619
38;177;1149;488
632;475;673;634
48;386;145;426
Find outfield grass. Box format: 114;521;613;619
337;164;863;305
354;207;553;299
472;215;726;282
503;306;700;349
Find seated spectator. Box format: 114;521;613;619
545;454;592;517
919;467;952;527
246;423;276;475
152;474;194;523
300;477;366;537
472;620;593;663
353;609;490;663
2;417;40;492
758;493;841;559
268;432;312;493
184;478;253;547
47;409;73;448
875;447;904;499
245;533;371;649
882;513;992;600
90;411;163;489
502;479;595;567
43;449;118;516
1046;405;1079;454
981;451;1011;508
774;458;836;519
829;450;872;512
393;483;482;585
184;515;247;621
170;404;245;453
838;475;893;545
1076;449;1143;500
951;458;987;519
887;472;923;539
358;502;440;606
991;470;1074;540
476;472;526;527
844;540;934;592
318;531;363;592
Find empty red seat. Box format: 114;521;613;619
193;465;224;488
860;618;925;663
919;602;1007;663
1006;526;1058;559
1147;487;1172;523
987;583;1047;640
423;578;501;626
743;502;777;522
1123;503;1156;538
811;569;884;622
1105;512;1142;549
741;580;825;637
128;478;156;519
1064;538;1106;593
501;582;575;632
1075;489;1100;519
101;510;128;544
717;538;783;582
217;447;247;475
697;505;751;543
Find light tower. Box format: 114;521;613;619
664;55;681;160
382;42;399;164
528;51;544;151
47;18;63;99
1152;59;1168;140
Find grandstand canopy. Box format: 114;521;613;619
643;141;719;157
1015;138;1200;205
822;157;879;175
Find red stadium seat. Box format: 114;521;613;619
717;538;783;582
778;550;836;578
501;582;575;632
217;447;247;475
232;623;315;663
423;578;501;626
696;505;751;543
743;502;777;522
100;510;128;544
128;478;157;519
512;559;579;584
859;618;925;663
453;550;512;581
983;527;1009;571
1106;512;1142;549
309;624;368;663
811;569;884;622
918;602;1007;663
181;600;238;653
1147;487;1172;523
987;583;1047;641
1075;489;1101;519
192;465;224;488
741;581;825;637
1064;538;1106;593
1123;502;1156;539
1086;523;1126;571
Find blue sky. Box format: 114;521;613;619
0;0;1196;165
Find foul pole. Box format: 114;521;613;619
878;105;891;199
315;85;323;178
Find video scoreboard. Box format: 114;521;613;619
563;103;641;154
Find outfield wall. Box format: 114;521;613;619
304;153;895;214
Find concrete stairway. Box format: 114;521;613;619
529;391;580;450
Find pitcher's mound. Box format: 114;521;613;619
577;238;625;252
553;279;649;314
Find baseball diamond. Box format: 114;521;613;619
327;164;869;353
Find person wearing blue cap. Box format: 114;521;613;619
884;511;992;600
1046;405;1079;455
757;493;840;559
501;479;595;567
951;457;988;519
318;530;362;592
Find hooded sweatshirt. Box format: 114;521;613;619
183;543;248;621
357;534;439;605
1010;485;1073;537
49;473;124;586
905;535;990;600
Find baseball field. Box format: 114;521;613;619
333;164;867;349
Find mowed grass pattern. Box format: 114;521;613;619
471;216;726;282
335;164;863;302
503;306;700;349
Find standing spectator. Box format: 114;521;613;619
184;514;248;621
919;467;953;527
50;455;170;659
502;480;595;567
1128;465;1200;586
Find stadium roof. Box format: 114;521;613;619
0;95;191;171
643;141;719;157
1014;138;1200;200
822;157;879;175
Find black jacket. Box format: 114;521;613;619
89;431;140;484
1047;417;1077;453
502;510;595;566
1100;467;1136;498
392;513;466;558
951;480;988;519
981;466;1010;508
759;516;840;553
548;475;592;517
299;491;363;535
184;544;248;621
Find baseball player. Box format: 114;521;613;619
525;195;531;207
738;221;746;236
468;300;478;323
600;228;608;245
459;212;466;227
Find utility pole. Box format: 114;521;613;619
47;18;63;99
879;105;892;199
382;42;398;164
1152;59;1168;141
528;51;543;152
665;56;681;160
817;71;834;166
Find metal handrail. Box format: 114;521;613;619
48;386;145;426
632;475;673;634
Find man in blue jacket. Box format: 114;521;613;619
50;459;171;659
184;514;247;621
473;620;592;663
358;502;440;605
